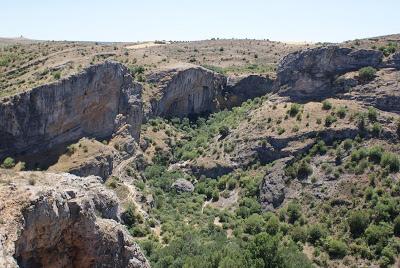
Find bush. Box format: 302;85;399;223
367;107;378;122
348;211;369;237
287;201;302;224
289;103;301;117
336;106;347;119
297;161;313;178
364;223;392;245
371;122;382;136
52;71;61;80
2;157;15;169
368;146;384;164
219;125;230;137
322;100;332;110
394;215;400;236
359;67;377;81
325;115;337;127
380;152;400;172
291;226;307;243
244;214;265;235
324;237;348;259
308;224;327;244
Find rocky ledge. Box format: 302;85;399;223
0;171;149;268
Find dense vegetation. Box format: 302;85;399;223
117;96;400;268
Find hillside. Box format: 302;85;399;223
1;34;400;268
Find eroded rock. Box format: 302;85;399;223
275;46;383;101
145;64;226;118
171;178;194;193
0;61;143;163
0;171;149;268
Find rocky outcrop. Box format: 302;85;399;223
220;74;274;109
259;158;290;211
275;46;383;101
171;178;194;193
0;61;143;162
338;68;400;113
384;51;400;68
0;171;149;268
145;65;226;118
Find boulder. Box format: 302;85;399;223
0;171;149;268
171;178;194;193
275;46;383;101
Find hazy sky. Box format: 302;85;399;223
2;0;399;42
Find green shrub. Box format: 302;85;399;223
297;161;313;178
336;106;347;119
348;211;369;237
364;223;392;245
367;107;378;122
244;214;265;235
308;224;327;244
2;157;15;169
219;125;230;137
368;146;384;164
359;67;377;81
289;103;301;117
291;226;307;242
325;115;337;127
52;71;61;80
394;215;400;236
380;152;400;172
322;100;332;110
324;237;348;259
287;201;302;224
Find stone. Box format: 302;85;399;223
220;74;274;109
145;64;226;119
259;159;290;211
0;61;143;162
171;178;194;193
0;171;149;268
275;46;383;101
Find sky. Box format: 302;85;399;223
1;0;399;43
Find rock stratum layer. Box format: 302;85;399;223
0;171;150;268
0;61;143;161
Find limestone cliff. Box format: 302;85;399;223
145;65;226;118
275;46;383;101
220;74;274;109
0;171;150;268
0;61;143;162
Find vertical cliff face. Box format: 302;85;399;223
275;46;383;101
145;65;227;119
0;61;143;160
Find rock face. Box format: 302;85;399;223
339;68;400;113
275;46;383;101
0;171;150;268
171;178;194;193
259;159;289;211
220;74;274;109
145;65;226;118
0;61;143;161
